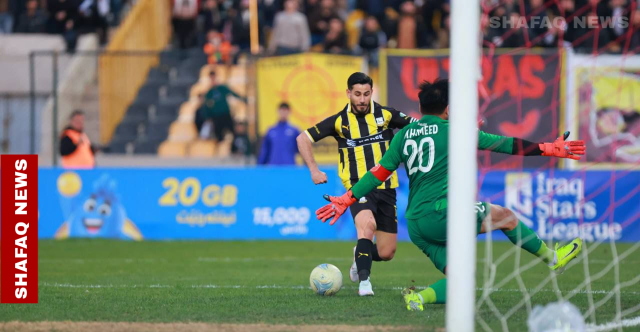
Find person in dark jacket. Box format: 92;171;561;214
199;70;247;141
15;0;48;33
257;102;300;165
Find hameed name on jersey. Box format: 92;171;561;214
404;123;439;139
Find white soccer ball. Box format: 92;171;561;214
309;263;343;296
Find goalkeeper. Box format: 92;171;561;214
316;78;586;311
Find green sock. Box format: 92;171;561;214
502;221;553;264
418;278;446;304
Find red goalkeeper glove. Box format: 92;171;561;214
539;131;586;160
315;190;357;225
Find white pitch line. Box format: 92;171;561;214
587;316;640;332
39;283;640;295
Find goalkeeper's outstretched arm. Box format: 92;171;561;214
478;131;586;160
315;132;405;225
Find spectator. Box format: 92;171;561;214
557;0;580;46
539;12;566;48
59;110;96;169
200;70;247;142
307;0;337;45
172;0;200;49
0;0;12;33
433;1;451;48
47;0;80;51
204;30;232;65
201;0;223;33
608;0;628;40
304;0;320;17
323;17;349;54
395;0;428;49
261;0;280;28
358;16;386;66
257;102;300;165
78;0;110;45
421;0;450;47
334;0;348;19
231;120;252;160
522;0;553;46
356;0;385;23
572;11;613;53
109;0;125;26
268;0;311;55
628;9;640;51
230;0;264;60
15;0;48;33
47;0;79;35
487;9;525;48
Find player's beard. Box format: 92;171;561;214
351;103;370;115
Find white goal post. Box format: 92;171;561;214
447;0;480;331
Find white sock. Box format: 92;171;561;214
548;251;558;267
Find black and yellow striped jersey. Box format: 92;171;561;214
304;100;416;190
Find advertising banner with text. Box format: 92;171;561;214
382;49;562;169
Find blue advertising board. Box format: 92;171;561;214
37;168;639;242
476;170;640;243
38;167;349;240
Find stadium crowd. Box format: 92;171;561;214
0;0;130;50
2;0;637;57
171;0;640;68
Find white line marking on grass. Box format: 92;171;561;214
40;283;640;295
196;257;353;263
586;316;640;332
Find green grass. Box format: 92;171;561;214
1;240;639;332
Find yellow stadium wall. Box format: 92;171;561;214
99;0;171;144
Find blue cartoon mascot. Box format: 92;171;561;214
55;173;142;240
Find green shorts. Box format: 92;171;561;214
407;200;490;274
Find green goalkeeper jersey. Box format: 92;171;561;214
351;115;515;220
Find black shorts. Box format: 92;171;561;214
349;189;398;234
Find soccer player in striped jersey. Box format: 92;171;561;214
316;78;585;309
297;72;416;296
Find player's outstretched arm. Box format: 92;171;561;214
478;130;586;160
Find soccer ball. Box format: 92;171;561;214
309;263;343;296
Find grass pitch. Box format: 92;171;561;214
1;239;639;332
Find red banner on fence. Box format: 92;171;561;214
1;154;38;303
382;49;562;169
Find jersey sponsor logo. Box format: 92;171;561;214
376;117;384;125
339;131;392;148
342;125;350;131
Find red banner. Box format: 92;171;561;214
1;155;38;303
383;50;562;169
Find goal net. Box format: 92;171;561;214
475;0;640;331
382;0;640;330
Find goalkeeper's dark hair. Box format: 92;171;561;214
347;72;373;90
418;78;449;115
